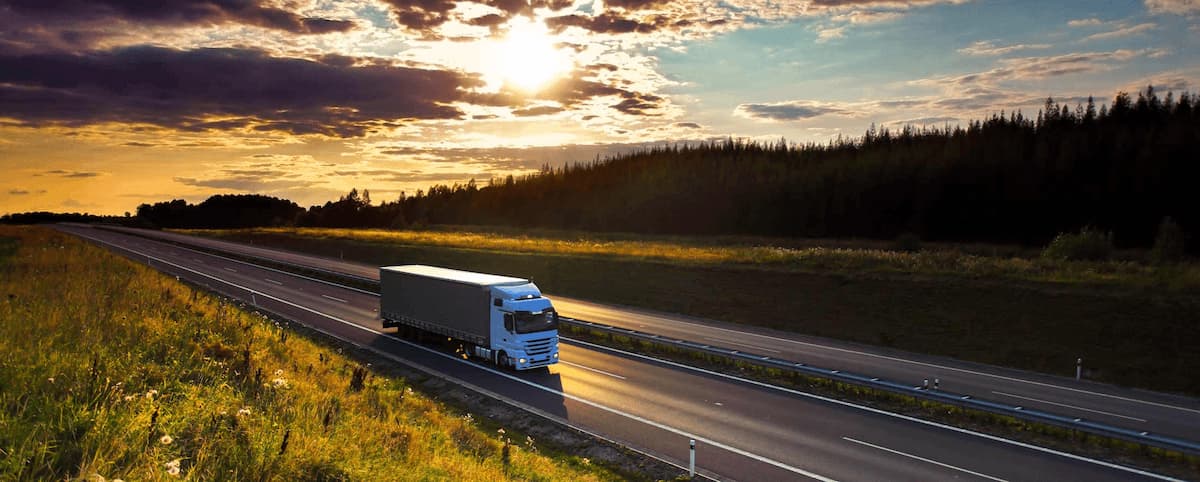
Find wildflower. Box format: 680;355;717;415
274;369;283;377
164;459;181;476
237;407;251;417
47;377;55;384
271;377;289;389
159;434;173;445
581;457;590;465
145;389;158;399
123;395;136;402
497;428;506;435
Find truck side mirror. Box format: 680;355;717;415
504;313;514;332
494;298;503;307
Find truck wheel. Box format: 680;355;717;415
498;352;512;370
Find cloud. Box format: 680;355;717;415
922;49;1166;87
43;169;103;178
511;105;566;117
673;122;702;129
815;26;847;42
734;100;861;121
1068;18;1104;27
0;46;484;137
887;116;960;126
958;41;1051;56
0;0;356;53
8;189;46;195
1144;0;1200;14
1083;22;1156;41
173;176;315;192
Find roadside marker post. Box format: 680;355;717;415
689;439;696;479
1076;358;1083;380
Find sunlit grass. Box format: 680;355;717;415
0;226;614;481
185;226;1200;292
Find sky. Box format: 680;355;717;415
1;0;1197;215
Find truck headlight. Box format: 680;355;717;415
552;353;558;358
519;358;527;364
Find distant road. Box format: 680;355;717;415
59;224;1183;481
108;226;1200;443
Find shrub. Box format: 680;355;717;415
1150;217;1185;265
1041;227;1113;261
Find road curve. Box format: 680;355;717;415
59;225;1186;481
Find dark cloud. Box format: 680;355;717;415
0;46;481;137
121;141;156;147
44;169;102;178
0;0;355;52
7;189;44;195
382;0;573;37
735;101;852;121
673;122;701;128
547;13;659;34
612;93;663;116
511;105;566;117
174;176;315;191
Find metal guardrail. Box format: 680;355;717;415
102;226;1200;456
559;317;1200;456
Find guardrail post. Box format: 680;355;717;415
1076;358;1082;380
689;439;696;479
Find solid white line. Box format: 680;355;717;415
76;232;833;482
560;360;627;380
224;267;237;272
265;278;283;285
991;391;1148;422
322;294;348;303
702;337;782;354
842;437;1008;482
563;338;1183;482
75;229;1188;481
607;309;1200;416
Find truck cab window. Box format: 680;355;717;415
513;310;558;334
494;298;503;307
504;313;514;332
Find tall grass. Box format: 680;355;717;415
0;226;614;481
188;226;1200;293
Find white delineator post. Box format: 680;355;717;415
689;439;696;479
1076;358;1083;380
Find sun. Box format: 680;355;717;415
489;17;573;92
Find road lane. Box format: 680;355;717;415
60;225;1183;482
99;226;1200;442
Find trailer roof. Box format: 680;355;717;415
381;265;528;286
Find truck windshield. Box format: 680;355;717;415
514;310;558;334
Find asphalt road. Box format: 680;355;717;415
59;225;1186;481
109;226;1200;443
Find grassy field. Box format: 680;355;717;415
187;226;1200;396
0;226;621;481
186;226;1200;293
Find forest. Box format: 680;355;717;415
7;87;1196;252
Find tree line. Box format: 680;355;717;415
6;87;1195;253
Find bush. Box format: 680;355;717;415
1150;217;1185;265
893;232;922;252
1041;227;1113;261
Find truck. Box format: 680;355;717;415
379;265;559;370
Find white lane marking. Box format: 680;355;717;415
560;360;627;380
224;267;237;273
991;391;1148;422
74;229;1189;482
322;294;348;303
265;278;283;285
842;437;1008;482
579;305;1200;416
703;337;782;354
563;338;1183;482
76;233;832;482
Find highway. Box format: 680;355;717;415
109;226;1200;443
58;224;1186;481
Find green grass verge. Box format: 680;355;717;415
182;228;1200;396
561;324;1200;480
0;226;627;481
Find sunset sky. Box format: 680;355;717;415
2;0;1197;215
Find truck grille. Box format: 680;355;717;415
524;336;555;356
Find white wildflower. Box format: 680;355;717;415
497;428;506;435
145;389;158;399
271;377;289;389
273;369;283;377
159;434;173;445
123;395;136;402
237;407;251;417
47;377;55;384
164;458;181;476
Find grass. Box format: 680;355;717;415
182;226;1200;293
0;226;623;481
183;226;1200;396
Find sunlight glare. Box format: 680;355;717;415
490;17;573;92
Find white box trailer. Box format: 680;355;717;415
380;265;559;370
